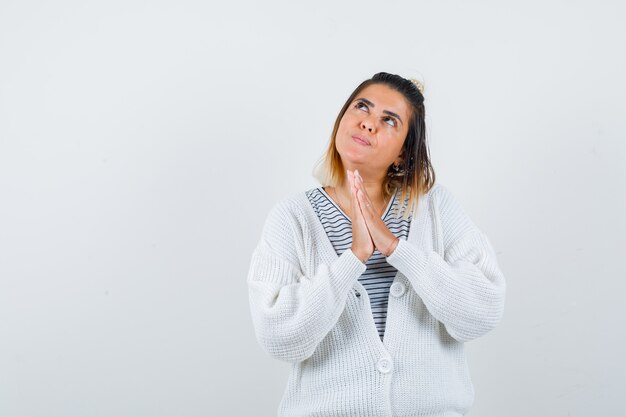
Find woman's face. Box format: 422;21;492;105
335;83;411;178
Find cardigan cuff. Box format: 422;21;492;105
342;248;369;272
385;238;428;278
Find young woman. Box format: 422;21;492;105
247;72;506;417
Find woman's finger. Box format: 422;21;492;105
347;170;356;204
354;171;375;216
356;188;368;213
347;170;374;262
349;170;363;216
354;171;370;200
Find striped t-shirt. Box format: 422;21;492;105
305;187;412;340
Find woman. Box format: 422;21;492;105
247;72;506;417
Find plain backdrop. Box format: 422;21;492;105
1;1;625;416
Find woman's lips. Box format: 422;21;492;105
352;135;370;146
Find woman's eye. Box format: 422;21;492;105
384;117;397;127
355;101;368;111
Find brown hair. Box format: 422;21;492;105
312;72;436;219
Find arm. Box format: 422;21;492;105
386;186;506;342
247;201;367;362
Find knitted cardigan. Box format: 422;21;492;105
247;183;506;417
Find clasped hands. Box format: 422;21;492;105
347;169;399;263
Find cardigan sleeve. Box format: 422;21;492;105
385;185;506;342
247;200;367;363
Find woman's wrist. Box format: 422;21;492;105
382;237;399;257
351;248;369;264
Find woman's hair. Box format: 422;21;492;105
312;72;436;219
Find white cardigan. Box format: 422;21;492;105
247;183;506;417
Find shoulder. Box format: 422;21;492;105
428;182;466;212
261;188;317;236
427;182;453;201
266;189;315;220
428;182;481;246
412;182;457;214
256;189;318;261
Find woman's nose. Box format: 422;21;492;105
360;115;376;132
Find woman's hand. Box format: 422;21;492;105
347;170;375;263
353;170;399;257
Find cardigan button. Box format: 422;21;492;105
390;282;406;298
377;358;393;374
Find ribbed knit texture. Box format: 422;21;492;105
247;183;506;417
305;187;411;340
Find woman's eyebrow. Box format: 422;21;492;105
355;97;404;126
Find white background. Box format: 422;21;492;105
1;1;625;416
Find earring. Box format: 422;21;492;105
388;163;406;177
